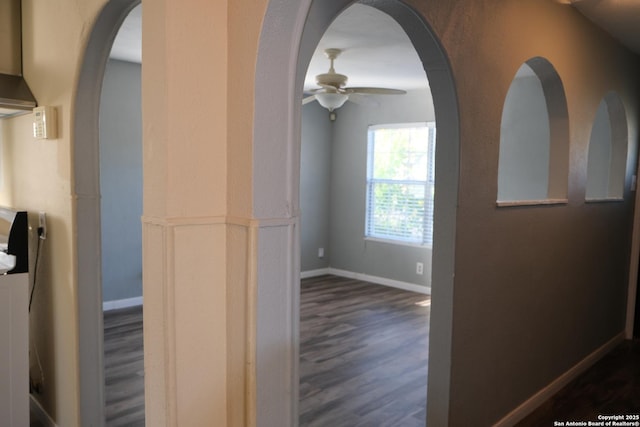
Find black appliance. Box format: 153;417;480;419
0;207;28;274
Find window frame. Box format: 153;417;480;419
365;121;436;247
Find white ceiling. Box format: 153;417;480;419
109;4;428;92
109;2;640;87
573;0;640;54
302;4;428;91
110;4;142;64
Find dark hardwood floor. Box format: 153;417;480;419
516;339;640;426
28;305;145;427
103;305;145;426
29;277;640;426
300;276;640;426
299;275;431;426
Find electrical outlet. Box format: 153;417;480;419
318;247;325;258
30;377;43;395
38;212;46;240
416;262;424;275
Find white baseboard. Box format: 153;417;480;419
301;267;430;295
494;332;625;426
300;268;331;279
30;394;57;427
103;296;143;311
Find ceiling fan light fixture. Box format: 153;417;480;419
315;92;349;112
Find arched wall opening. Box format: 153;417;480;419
586;91;628;201
254;0;459;425
497;57;569;206
73;0;140;425
298;3;434;421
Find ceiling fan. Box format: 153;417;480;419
303;48;406;113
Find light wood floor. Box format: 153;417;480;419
103;305;145;426
299;275;431;426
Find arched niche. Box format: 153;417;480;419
586;91;628;201
497;57;569;206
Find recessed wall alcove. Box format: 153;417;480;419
497;57;569;206
586;91;628;201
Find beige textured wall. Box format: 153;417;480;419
2;0;262;424
142;0;263;425
0;1;108;425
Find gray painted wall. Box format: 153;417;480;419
414;0;640;423
243;0;640;424
296;2;639;423
329;90;434;287
300;102;332;271
99;59;142;302
300;90;435;288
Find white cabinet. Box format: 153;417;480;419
0;273;29;427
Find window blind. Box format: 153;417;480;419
366;123;436;246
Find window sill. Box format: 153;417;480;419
585;197;624;203
496;198;568;208
364;237;431;249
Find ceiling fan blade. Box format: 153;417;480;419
317;83;344;93
302;95;317;105
345;87;407;95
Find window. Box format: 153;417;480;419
366;122;436;246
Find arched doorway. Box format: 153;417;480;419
254;0;459;425
74;0;140;425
